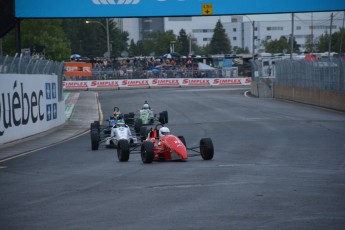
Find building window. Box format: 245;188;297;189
296;26;301;30
168;17;192;21
266;35;271;40
310;25;336;30
193;29;214;33
233;28;236;32
266;27;283;31
233;37;237;41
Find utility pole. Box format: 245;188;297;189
106;18;110;58
252;20;255;58
290;13;294;60
311;12;314;53
328;13;333;59
339;11;345;54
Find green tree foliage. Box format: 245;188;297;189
3;19;70;61
128;39;138;56
304;34;317;53
138;30;176;56
263;36;289;53
176;29;189;55
288;36;300;53
62;18;129;58
209;19;231;54
316;28;345;53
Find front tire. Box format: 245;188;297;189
117;140;130;162
91;131;99;150
178;136;186;147
141;141;154;163
200;138;214;160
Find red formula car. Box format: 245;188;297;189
140;124;214;163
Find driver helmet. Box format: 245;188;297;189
159;127;170;136
116;114;123;120
142;104;150;110
116;119;126;127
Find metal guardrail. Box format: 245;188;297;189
0;54;65;101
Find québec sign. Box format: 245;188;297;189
0;74;62;144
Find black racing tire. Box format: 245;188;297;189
123;114;129;123
91;121;100;135
141;141;154;164
200;138;214;160
134;119;141;133
117;140;130;162
140;126;148;142
178;136;186;147
158;111;168;124
91;131;99;150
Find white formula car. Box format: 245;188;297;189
90;120;141;162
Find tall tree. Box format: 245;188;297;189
176;29;189;55
209;19;231;54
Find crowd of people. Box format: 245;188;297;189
71;56;223;80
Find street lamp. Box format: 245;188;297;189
86;19;111;58
170;41;175;53
244;15;255;59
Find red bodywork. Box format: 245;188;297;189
146;129;187;161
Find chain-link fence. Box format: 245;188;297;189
274;59;345;92
0;54;65;101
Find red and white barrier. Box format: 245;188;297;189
63;77;252;89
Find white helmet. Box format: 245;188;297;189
142;104;150;109
159;127;170;136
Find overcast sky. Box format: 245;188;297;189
244;11;344;22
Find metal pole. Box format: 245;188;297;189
328;13;333;59
340;11;345;53
252;21;255;58
15;20;21;55
290;13;294;60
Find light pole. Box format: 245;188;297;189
244;15;255;58
86;19;111;58
170;41;175;53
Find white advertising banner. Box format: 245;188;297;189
0;74;65;144
63;77;252;89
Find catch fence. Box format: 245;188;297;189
274;59;345;92
0;54;65;101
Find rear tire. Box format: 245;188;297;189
140;126;148;142
117;140;130;162
159;111;168;124
141;141;154;163
134;119;141;133
200;138;214;160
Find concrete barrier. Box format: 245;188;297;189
273;84;345;112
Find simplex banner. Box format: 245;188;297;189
62;77;251;89
15;0;345;18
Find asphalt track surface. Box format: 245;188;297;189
1;86;345;230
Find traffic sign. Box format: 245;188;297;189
202;4;213;15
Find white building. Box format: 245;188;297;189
116;12;345;54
